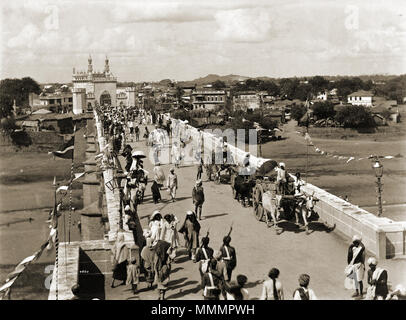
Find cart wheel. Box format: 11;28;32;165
255;203;264;221
253;185;264;221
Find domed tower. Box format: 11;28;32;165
104;55;110;74
87;54;93;74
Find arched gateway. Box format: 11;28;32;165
100;91;112;106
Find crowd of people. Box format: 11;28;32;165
92;103;405;301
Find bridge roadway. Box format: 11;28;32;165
104;125;406;300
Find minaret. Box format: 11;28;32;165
104;55;110;74
88;54;93;74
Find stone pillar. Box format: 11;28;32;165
85;145;96;160
79;201;104;240
86;135;95;146
82;175;99;209
83;158;97;173
73;88;86;115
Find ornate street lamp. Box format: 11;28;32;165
372;159;383;217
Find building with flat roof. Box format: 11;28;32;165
191;89;227;111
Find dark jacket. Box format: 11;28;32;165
368;269;389;298
195;246;214;263
220;245;237;270
347;243;365;265
193;186;205;204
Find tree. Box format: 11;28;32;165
293;83;312;101
335;77;365;101
312;101;336;120
0;77;41;118
171;109;190;122
309;76;329;95
259;81;280;96
335;105;376;129
244;111;262;123
291;104;307;122
279;78;299;99
175;86;184;103
374;75;406;103
259;117;278;130
212;80;226;90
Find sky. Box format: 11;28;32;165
0;0;405;83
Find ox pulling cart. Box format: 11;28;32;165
249;160;335;235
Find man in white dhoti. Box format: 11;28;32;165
345;235;366;299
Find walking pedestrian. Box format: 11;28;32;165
195;236;214;285
149;210;162;243
202;259;222;300
160;214;180;261
197;158;203;180
260;268;284;300
293;274;317;300
154;240;171;300
135;124;140;141
172;141;181;168
192;179;205;220
213;250;228;300
128;119;134;138
153;162;166;189
111;234;128;288
366;257;389;300
345;235;365;298
140;235;156;289
220;235;237;282
178;211;200;261
167;168;178;202
151;180;162;204
126;258;140;294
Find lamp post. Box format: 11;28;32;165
372;158;384;217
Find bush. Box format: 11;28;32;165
312;101;336;120
291;104;307;122
171;109;190;122
259;117;278;130
335;105;376;129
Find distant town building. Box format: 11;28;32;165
232;91;261;111
191;89;227;111
347;90;373;107
72;55;136;114
29;90;73;113
316;90;330;101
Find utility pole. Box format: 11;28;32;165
371;156;384;217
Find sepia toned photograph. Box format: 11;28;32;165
0;0;405;308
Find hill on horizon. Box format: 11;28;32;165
178;74;250;86
174;73;402;87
